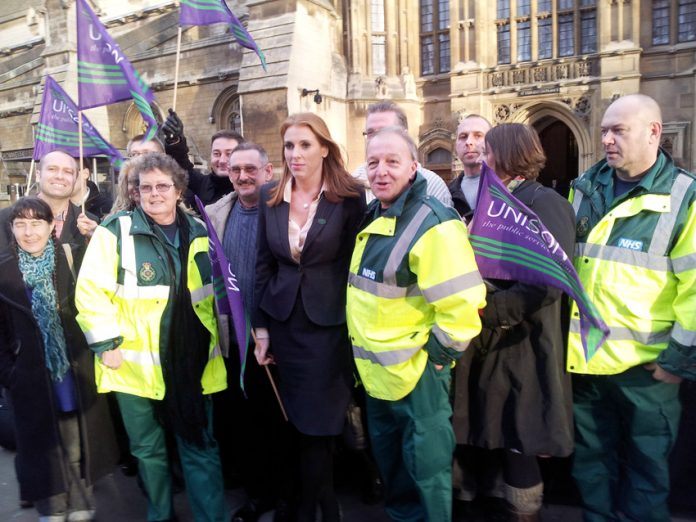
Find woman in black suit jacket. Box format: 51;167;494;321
254;113;366;521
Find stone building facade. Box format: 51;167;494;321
1;0;695;199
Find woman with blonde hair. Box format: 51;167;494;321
254;113;366;521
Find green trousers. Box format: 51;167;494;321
572;367;681;522
115;393;226;522
366;361;455;522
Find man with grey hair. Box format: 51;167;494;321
346;126;485;521
204;142;284;522
569;93;696;521
353;100;453;206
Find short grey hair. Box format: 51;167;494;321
231;142;269;165
369;126;418;161
366;101;409;130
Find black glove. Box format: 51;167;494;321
162;108;184;144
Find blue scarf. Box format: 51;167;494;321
17;240;70;382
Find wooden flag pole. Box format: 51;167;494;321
251;330;288;421
78;111;86;215
172;26;183;112
25;159;35;196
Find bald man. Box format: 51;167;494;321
568;94;696;521
0;150;97;252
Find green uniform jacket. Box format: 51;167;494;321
568;149;696;379
75;207;227;399
347;174;486;401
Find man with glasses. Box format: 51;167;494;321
204;143;282;522
352;101;453;206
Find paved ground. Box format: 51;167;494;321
1;446;694;521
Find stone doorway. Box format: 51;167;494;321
533;117;579;198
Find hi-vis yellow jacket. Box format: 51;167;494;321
75;207;226;399
568;150;696;378
346;175;486;401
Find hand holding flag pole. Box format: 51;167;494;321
251;329;288;422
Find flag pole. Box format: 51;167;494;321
172;26;182;112
78;111;86;215
25;159;35;195
251;330;288;421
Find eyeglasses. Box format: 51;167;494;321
139;183;175;194
229;165;260;175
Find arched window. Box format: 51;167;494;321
426;147;451;165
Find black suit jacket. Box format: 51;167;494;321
254;182;366;328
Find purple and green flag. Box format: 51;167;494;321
468;163;610;361
195;196;250;392
179;0;267;71
76;0;158;141
34;76;124;168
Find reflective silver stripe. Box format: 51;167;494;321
115;283;170;300
673;253;696;273
649;174;694;255
422;271;483;303
432;323;471;352
352;344;421;366
570;319;669;345
120;348;161;366
84;325;120;345
576;243;672;272
383;205;433;285
347;272;421;299
191;284;214;304
572;190;584;214
209;344;223;360
119;216;138;292
672;323;696;346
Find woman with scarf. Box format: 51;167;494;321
75;153;227;522
0;196;116;522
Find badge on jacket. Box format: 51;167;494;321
139;262;156;282
577;216;589;237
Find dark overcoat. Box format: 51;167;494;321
453;180;575;456
0;243;117;501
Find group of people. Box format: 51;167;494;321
0;92;693;522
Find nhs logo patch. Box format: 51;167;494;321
362;268;376;280
617;238;643;251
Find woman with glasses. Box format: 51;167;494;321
0;196;116;522
75;153;228;522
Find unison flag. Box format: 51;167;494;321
34;76;124;168
76;0;158;141
179;0;267;71
469;163;610;361
195;196;250;392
